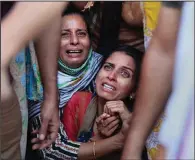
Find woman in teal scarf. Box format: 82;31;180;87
27;7;103;159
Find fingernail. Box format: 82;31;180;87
39;134;45;140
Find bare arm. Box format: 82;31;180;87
121;3;182;159
1;2;68;102
78;133;123;160
33;13;62;144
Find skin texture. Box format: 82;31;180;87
96;51;136;101
94;51;136;139
1;2;69;150
122;2;143;27
60;14;90;68
89;50;138;154
121;4;182;160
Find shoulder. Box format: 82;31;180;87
92;51;103;60
71;91;93;102
162;2;183;9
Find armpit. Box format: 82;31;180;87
162;2;183;9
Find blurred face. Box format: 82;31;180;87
96;51;136;101
60;14;90;68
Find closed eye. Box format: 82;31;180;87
61;32;70;38
77;31;87;37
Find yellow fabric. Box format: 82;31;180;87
144;2;161;33
141;2;164;160
141;2;162;48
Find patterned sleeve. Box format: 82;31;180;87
29;115;81;160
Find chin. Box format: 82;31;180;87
98;92;116;101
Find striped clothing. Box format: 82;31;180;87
28;51;103;120
30;116;80;159
28;51;103;159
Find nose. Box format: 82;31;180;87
108;70;117;81
70;33;79;45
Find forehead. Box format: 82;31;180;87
106;51;135;70
61;14;87;29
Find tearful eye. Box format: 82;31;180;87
61;32;70;38
120;70;130;78
77;31;87;37
103;64;113;71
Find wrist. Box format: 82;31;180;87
111;133;124;151
43;86;59;102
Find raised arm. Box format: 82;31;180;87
33;12;62;145
1;2;68;102
121;2;183;159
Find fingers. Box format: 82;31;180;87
31;132;56;150
31;138;40;144
39;116;49;140
104;100;126;115
96;113;110;124
107;124;119;136
106;118;120;130
102;115;119;127
100;119;120;137
32;143;41;150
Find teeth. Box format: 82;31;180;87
103;84;114;91
67;50;81;54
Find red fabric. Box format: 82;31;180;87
62;92;92;141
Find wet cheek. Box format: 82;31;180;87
120;81;132;95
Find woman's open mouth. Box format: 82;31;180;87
66;50;82;57
102;83;116;92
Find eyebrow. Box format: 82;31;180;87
61;29;87;32
105;62;134;73
122;66;134;73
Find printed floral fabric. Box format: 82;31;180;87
9;41;41;159
10;49;28;160
140;2;166;160
141;2;161;49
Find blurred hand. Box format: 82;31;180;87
96;113;120;138
32;98;60;150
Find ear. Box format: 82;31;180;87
130;92;136;100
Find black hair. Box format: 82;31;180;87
61;5;91;38
112;45;143;88
96;2;122;57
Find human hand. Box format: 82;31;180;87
96;113;121;138
32;98;60;150
104;101;131;122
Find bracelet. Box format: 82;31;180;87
93;141;96;160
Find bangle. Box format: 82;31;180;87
93;141;96;160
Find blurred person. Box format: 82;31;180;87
1;2;68;159
121;1;194;160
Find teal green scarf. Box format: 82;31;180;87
58;48;92;76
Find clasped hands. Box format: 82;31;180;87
95;100;131;139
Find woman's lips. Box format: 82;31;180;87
66;50;82;58
102;83;116;93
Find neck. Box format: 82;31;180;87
97;96;107;116
58;48;92;75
